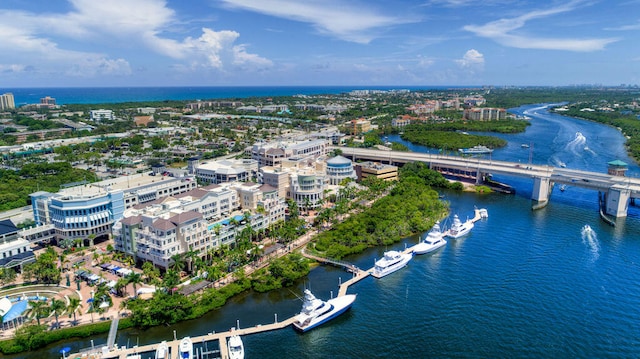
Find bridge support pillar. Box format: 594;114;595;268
605;186;630;218
531;177;550;202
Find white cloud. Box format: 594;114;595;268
605;21;640;31
463;1;618;52
0;64;28;73
455;49;484;69
220;0;415;44
0;0;271;79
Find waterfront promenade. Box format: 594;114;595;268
86;208;487;359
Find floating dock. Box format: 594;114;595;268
69;208;487;359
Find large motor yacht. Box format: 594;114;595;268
292;289;356;332
372;250;412;278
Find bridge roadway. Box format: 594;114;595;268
341;147;640;217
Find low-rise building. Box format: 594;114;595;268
348;118;371;135
355;161;398;181
326;155;357;185
90;109;114;122
0;220;35;272
247;139;329;167
113;182;285;270
195;159;259;185
30;173;197;243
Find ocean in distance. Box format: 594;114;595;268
1;86;466;106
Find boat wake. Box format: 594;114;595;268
581;225;599;261
566;132;587;156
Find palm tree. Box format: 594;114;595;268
170;254;186;273
141;261;159;284
114;277;128;297
27;300;50;326
229;217;240;248
50;298;67;329
66;297;83;325
126;271;143;298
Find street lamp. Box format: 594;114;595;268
89;290;94;323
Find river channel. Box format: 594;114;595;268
20;104;640;358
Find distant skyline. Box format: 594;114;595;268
0;0;638;88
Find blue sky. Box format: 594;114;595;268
0;0;638;87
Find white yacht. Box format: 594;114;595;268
372;250;412;278
413;221;447;255
446;214;474;239
227;335;244;359
292;289;356;332
155;341;168;359
178;337;193;359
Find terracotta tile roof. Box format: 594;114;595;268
120;215;141;226
153;218;176;231
169;210;203;224
175;188;209;200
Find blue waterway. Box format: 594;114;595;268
0;86;460;106
15;104;640;359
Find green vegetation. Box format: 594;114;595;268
484;87;640;109
312;166;452;259
401;128;506;151
0;319;134;354
0;162;98;210
251;253;311;292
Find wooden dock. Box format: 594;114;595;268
95;317;297;359
71;208;487;359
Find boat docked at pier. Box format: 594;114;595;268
446;214;474;239
227;335;245;359
292;289;356;332
372;250;412;278
179;337;193;359
458;145;493;154
413;221;447;255
155;341;168;359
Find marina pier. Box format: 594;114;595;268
69;208;487;359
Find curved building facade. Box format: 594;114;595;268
326;155;357;185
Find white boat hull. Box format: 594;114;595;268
178;337;193;359
372;252;412;278
155;340;168;359
293;294;357;332
413;239;447;255
227;335;245;359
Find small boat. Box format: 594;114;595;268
372;250;412;278
178;337;193;359
413;221;447;255
155;341;168;359
583;224;593;233
559;185;566;192
478;208;489;219
227;335;245;359
446;214;474;239
521;143;530;148
292;289;357;332
458;145;493;154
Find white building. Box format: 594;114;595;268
113;182;286;270
0;220;34;272
195;159;259;185
247;139;329;167
30;173;197;243
0;93;15;111
90;109;114;122
326;155;357;185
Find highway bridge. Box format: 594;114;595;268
338;147;640;218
